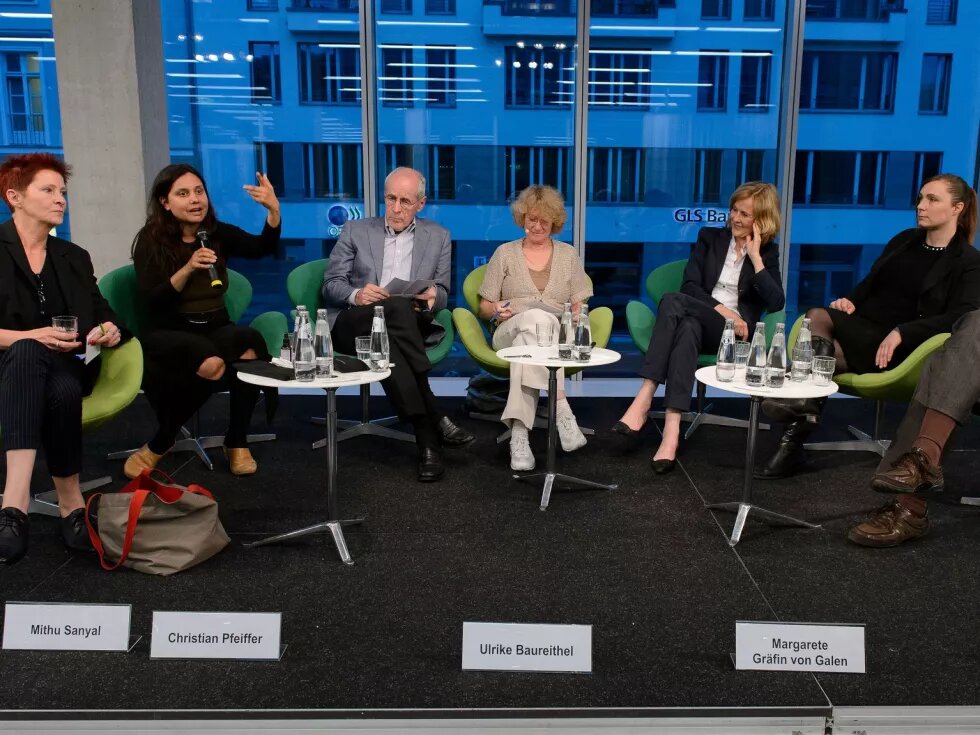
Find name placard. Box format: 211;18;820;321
735;621;866;674
150;611;281;660
462;622;592;673
2;602;131;651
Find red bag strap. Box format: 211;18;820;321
85;489;152;572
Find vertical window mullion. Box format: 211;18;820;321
857;55;868;110
805;151;814;204
852;152;861;205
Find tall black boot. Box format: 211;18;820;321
761;335;836;421
755;416;818;479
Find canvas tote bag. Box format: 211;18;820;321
85;469;230;575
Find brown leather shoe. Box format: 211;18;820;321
225;447;257;476
847;502;929;547
123;445;168;480
871;447;944;494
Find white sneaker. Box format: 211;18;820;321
556;413;587;452
510;431;535;471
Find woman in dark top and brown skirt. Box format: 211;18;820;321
758;174;980;479
125;163;281;479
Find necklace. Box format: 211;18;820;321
922;242;946;252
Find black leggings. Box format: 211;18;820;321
140;321;268;453
0;339;98;477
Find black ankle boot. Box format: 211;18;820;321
762;396;826;423
762;334;835;422
755;417;817;479
812;335;835;358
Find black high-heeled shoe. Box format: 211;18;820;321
611;419;645;436
650;457;677;474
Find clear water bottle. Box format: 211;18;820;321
280;331;292;364
716;318;736;382
314;308;333;378
558;302;574;360
745;321;767;387
292;308;315;382
766;323;787;389
574;303;592;362
370;305;389;371
790;317;813;382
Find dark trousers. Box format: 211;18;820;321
141;321;266;453
332;297;438;420
0;339;97;477
640;292;726;412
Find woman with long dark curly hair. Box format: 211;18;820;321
125;163;280;479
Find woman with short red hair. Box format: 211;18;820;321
0;153;127;565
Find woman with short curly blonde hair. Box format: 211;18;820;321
479;185;592;471
511;185;567;234
613;181;785;475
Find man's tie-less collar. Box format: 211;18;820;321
385;219;417;237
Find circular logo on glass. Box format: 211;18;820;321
328;205;350;227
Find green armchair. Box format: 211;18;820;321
451;264;613;436
286;258;455;444
98;264;282;469
626;259;785;439
784;315;951;456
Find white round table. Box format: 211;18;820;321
237;360;390;565
695;365;838;546
496;345;620;510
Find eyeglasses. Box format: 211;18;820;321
384;193;418;209
34;273;46;316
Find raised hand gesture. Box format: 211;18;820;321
243;172;281;227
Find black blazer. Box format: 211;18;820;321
679;226;785;328
847;227;980;350
0;219;124;347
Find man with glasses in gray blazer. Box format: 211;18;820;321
322;167;474;482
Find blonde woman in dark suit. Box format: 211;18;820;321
613;182;785;474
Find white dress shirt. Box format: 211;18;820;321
349;218;417;305
710;236;744;316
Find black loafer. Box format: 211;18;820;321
417;447;445;482
0;507;30;565
60;508;93;552
651;458;676;475
437;416;476;447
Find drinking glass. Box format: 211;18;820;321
355;336;372;366
812;356;836;386
52;316;78;334
734;341;750;370
536;322;554;348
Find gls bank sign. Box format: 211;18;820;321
673;207;729;224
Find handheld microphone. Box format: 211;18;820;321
196;229;223;289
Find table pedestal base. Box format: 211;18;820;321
512;365;617;511
706;393;820;546
515;472;617;511
705;501;819;546
243;518;364;565
245;387;367;565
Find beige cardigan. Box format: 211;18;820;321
479;239;592;315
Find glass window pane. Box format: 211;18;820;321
586;2;784;376
376;0;577;377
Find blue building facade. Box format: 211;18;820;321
0;0;977;375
